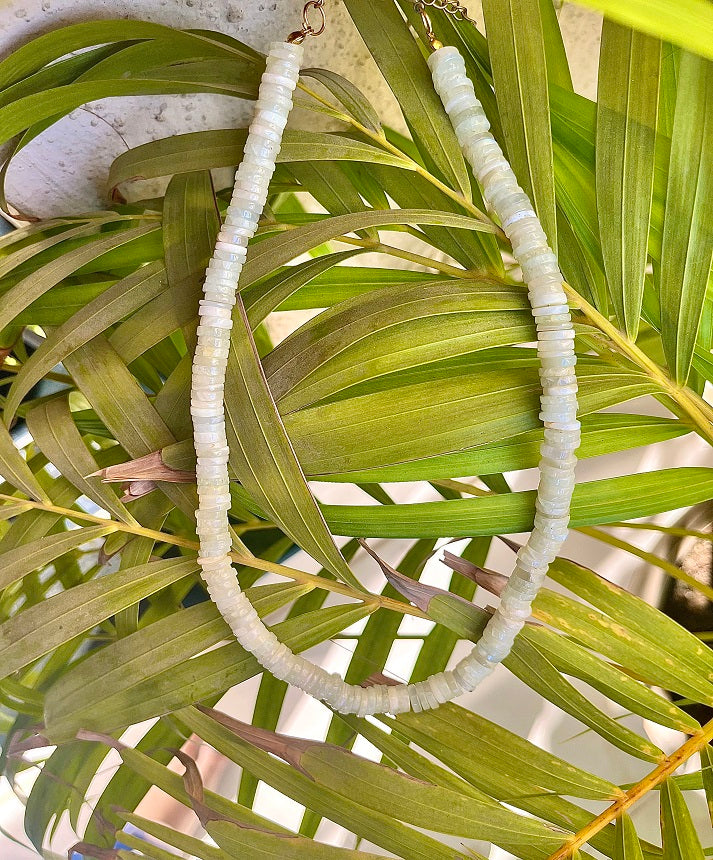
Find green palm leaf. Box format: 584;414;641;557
570;0;713;63
596;22;661;337
482;0;558;246
658;51;713;381
660;779;706;859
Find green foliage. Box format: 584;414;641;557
0;3;712;858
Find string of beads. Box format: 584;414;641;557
190;40;579;715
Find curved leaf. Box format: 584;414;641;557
0;525;114;592
5;261;168;420
0;20;253;89
44;600;368;743
482;0;557;246
239;208;498;289
285;362;655;475
0;557;198;680
309;413;688;483
301;67;382;133
389;702;619;802
264;280;532;411
0;422;48;502
658;51;713;381
0;77;259;150
124;413;687;488
180;706;490;860
62;335;195;517
614;814;645;860
163;170;220;310
0;224;159;357
243;249;367;328
108;129;412;192
660;779;705;860
241;727;569;851
323;468;713;537
343;0;471;197
522;625;699;734
226;299;359;587
570;0;713;63
26;398;136;525
208;821;385;859
548;557;713;684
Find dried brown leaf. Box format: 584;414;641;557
68;842;119;860
119;479;157;502
441;550;507;596
196;705;312;775
90;450;194;483
170;747;229;827
358;539;438;612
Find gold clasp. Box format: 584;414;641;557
414;1;443;51
287;0;327;43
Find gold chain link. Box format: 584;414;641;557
414;0;476;50
415;0;476;25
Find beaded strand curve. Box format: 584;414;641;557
191;40;579;717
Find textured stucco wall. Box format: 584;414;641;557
0;1;601;218
0;0;401;216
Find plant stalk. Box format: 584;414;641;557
296;80;504;236
606;521;713;542
578;525;713;602
0;493;427;620
545;715;713;859
563;284;713;446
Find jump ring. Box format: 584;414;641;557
302;0;326;37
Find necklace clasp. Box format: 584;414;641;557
288;0;326;44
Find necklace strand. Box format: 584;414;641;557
190;24;578;716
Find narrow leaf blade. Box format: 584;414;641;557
597;22;661;337
658;51;713;381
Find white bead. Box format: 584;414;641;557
371;685;390;714
391;684;412;714
454;658;490;689
502;208;537;229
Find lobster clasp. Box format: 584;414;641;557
288;0;327;43
414;1;444;50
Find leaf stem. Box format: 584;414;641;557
577;525;713;601
605;521;713;542
1;363;74;386
563;284;713;445
337;235;469;278
296;80;504;237
545;715;713;859
0;494;427;620
264;220;470;277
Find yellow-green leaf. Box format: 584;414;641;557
208;820;386;859
614;814;645;860
0;557;198;679
660;778;705;859
658;51;713;381
0;421;48;502
597;21;661;337
482;0;557;247
570;0;713;64
226;299;360;587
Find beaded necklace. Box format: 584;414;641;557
190;0;579;716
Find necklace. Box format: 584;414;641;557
190;0;579;716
